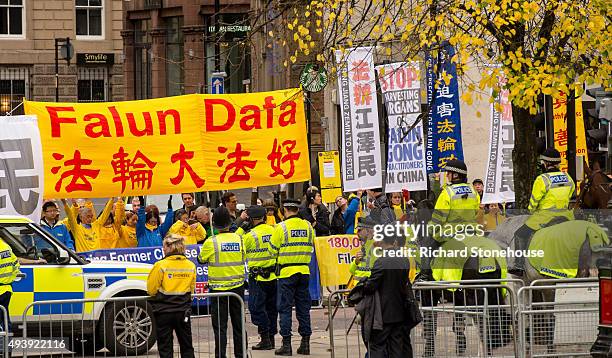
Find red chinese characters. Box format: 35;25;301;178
217;143;257;183
267;139;300;179
170;144;205;188
51;150;100;193
111;147;157;192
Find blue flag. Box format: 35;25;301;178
425;42;464;173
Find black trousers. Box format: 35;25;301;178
210;285;246;358
368;323;413;358
154;310;194;358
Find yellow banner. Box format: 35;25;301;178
24;89;310;198
552;92;588;172
313;235;361;287
317;151;342;204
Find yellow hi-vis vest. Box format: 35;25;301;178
270;216;314;279
528;220;609;279
243;223;279;282
349;239;377;280
0;239;19;295
526;171;575;230
198;232;246;291
431;183;480;242
147;255;196;296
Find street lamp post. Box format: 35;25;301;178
54;37;74;102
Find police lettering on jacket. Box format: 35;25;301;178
290;229;308;237
221;242;241;252
452;186;473;195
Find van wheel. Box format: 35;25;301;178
102;301;156;356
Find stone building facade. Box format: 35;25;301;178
0;0;124;114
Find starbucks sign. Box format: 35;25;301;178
300;64;328;93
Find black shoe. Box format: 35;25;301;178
270;334;276;349
275;337;292;356
252;334;273;350
508;268;524;277
296;336;310;355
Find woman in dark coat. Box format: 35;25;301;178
299;188;331;236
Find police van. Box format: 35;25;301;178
0;216;155;356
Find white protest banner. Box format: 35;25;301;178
0;115;44;221
482;77;515;204
376;62;427;192
335;47;382;191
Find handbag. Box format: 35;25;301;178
347;281;366;305
403;284;423;330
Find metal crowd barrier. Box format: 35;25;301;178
517;280;599;358
16;292;247;358
0;305;9;358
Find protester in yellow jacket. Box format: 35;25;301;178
62;198;114;252
168;209;206;245
114;199;138;248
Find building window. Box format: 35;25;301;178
76;0;102;37
133;19;152;99
0;0;24;37
165;17;184;97
77;67;107;102
0;67;28;115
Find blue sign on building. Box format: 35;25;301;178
211;72;226;94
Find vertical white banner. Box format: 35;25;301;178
0;115;44;222
335;47;382;191
482;78;515;204
376;62;427;192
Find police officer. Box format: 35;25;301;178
0;238;19;331
241;205;279;350
198;206;247;358
349;216;378;283
147;234;196;358
270;199;314;356
430;159;481;241
510;148;575;276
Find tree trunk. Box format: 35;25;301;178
511;105;538;209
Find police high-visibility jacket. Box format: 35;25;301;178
64;198;114;252
198;232;246;290
431;183;480;242
242;223;279;281
528;220;609;279
349;239;377;280
0;239;20;295
270;216;314;279
526;171;575;230
147;254;196;313
431;235;507;290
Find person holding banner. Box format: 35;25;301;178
198;206;247;358
136;196;175;248
147;234;196;358
331;191;362;235
241;205;279;351
114;199;138;248
61;198;114;252
510;148;575;276
271;199;315;356
366;188;396;225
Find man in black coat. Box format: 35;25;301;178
363;233;414;358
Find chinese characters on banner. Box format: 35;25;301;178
552;92;588;172
482;76;515;205
375;62;427;192
0;116;44;221
24;89;310;199
425;42;465;173
335;47;383;192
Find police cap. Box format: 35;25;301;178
282;199;301;208
540;148;562;163
357;216;377;229
444;159;468;175
212;206;233;229
246;205;266;219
